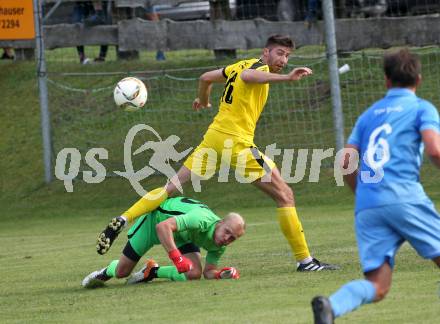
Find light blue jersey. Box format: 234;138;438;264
348;88;440;212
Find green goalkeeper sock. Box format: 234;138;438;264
157;266;187;281
105;260;119;278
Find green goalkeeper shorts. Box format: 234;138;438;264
126;213;160;258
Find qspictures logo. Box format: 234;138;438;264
54;124;387;195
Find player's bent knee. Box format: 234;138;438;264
373;284;390;301
374;289;388;301
186;270;202;280
115;266;131;278
276;186;294;206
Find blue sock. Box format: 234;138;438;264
329;279;376;318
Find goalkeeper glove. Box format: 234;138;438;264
168;249;193;273
215;267;240;279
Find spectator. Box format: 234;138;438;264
72;1;109;64
145;2;166;61
84;1;108;26
305;0;318;27
1;47;14;60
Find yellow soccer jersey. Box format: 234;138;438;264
208;58;269;143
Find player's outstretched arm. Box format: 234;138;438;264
156;218;193;273
156;218;179;252
422;129;440;168
203;263;240;280
193;69;226;111
241;67;312;84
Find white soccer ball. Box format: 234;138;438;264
113;77;148;112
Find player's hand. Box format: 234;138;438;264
288;67;313;81
168;249;193;273
215;267;240;279
192;98;211;111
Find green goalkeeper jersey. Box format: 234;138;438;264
153;197;226;265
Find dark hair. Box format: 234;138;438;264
383;48;421;87
265;34;294;49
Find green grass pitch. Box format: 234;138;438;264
1;195;439;323
1;48;440;323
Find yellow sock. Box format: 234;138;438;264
277;207;311;261
122;187;168;222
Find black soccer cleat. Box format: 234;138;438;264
297;258;340;272
311;296;334;324
96;216;126;255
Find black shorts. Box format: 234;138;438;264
122;241;201;262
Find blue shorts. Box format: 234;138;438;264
355;200;440;273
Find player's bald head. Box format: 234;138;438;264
224;212;246;236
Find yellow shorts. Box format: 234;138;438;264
183;128;275;181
